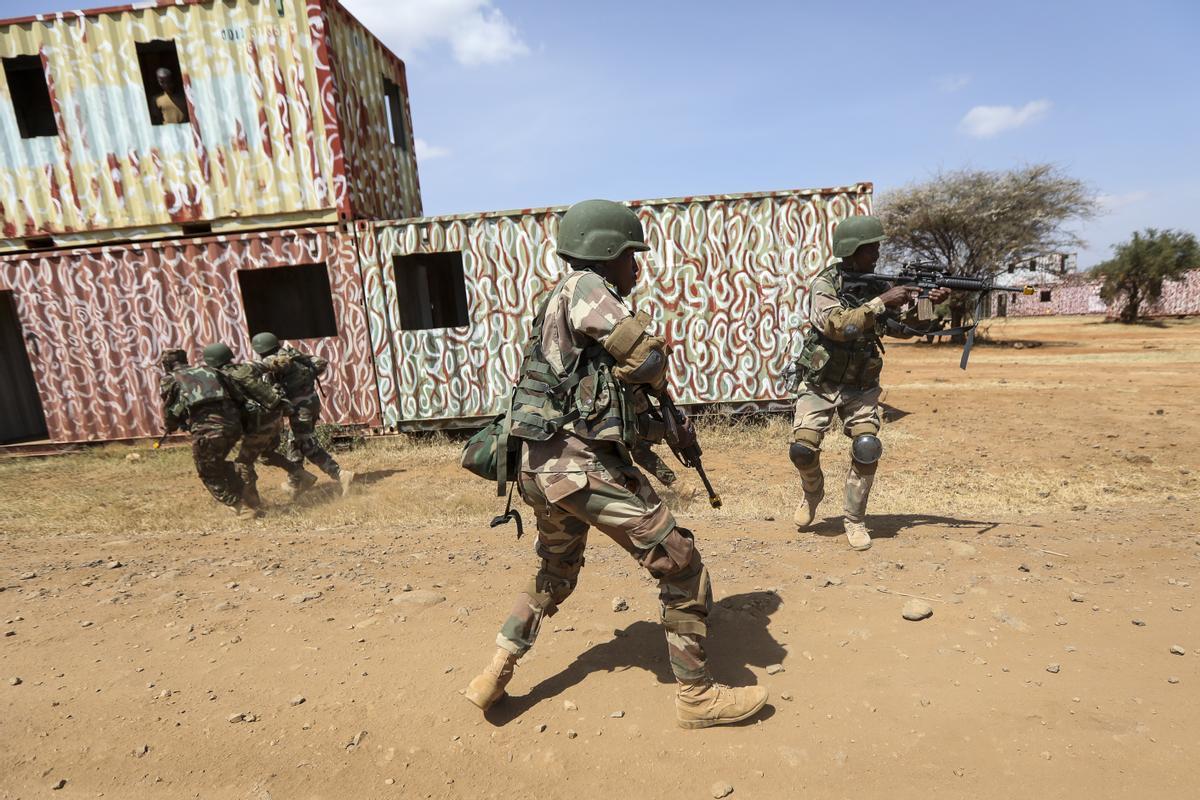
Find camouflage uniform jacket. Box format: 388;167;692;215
220;362;287;431
810;265;887;343
521;270;638;474
263;345;327;402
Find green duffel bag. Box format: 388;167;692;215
461;413;521;496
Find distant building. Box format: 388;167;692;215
0;0;421;253
998;267;1200;319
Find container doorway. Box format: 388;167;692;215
0;291;48;444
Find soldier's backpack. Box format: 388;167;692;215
173;366;231;411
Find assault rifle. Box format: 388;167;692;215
649;391;722;509
839;262;1035;369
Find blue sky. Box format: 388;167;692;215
5;0;1196;267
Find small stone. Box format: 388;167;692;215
125;452;142;462
108;560;123;569
611;597;628;612
821;576;843;588
385;778;395;785
134;744;149;758
8;677;21;686
1017;564;1030;573
290;695;306;706
567;729;577;739
1167;676;1180;684
400;584;413;592
1169;645;1185;656
779;692;792;701
1132;619;1146;626
610;710;625;718
213;601;237;612
80;620;94;628
535;723;547;733
19;571;36;580
51;778;67;790
228;712;245;723
563;700;577;711
1046;664;1061;674
766;664;785;675
292;591;323;604
390;590;445;608
1069;592;1085;603
902;600;933;621
711;781;734;798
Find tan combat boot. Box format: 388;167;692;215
676;681;768;729
338;470;357;498
233;502;264;520
280;470;318;502
844;518;872;551
793;490;824;529
465;647;518;710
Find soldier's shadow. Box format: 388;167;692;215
808;513;1009;540
484;591;784;726
289;468;406;507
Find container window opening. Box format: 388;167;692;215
135;40;189;125
237;263;339;341
1040;290;1052;303
393;252;469;330
2;56;58;139
382;75;408;150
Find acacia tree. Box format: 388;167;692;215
1093;228;1199;322
877;164;1098;332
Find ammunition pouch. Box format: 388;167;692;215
803;333;882;389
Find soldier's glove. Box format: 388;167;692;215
605;311;670;391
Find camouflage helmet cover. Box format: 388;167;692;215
202;342;234;368
158;347;187;370
832;215;885;259
556;199;650;262
251;331;280;356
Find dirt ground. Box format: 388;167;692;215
2;315;1198;799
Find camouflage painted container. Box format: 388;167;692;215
0;0;420;253
358;184;874;428
0;224;378;444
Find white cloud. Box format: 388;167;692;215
958;99;1051;138
415;138;452;160
937;74;971;93
1096;190;1150;211
344;0;529;66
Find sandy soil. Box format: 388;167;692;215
2;316;1198;799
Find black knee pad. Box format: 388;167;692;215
850;434;882;465
789;442;819;470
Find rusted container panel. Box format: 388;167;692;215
359;185;873;428
0;0;421;251
0;225;379;444
324;0;421;220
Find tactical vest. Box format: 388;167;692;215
173;366;230;411
508;286;634;448
275;347;317;398
795;269;885;390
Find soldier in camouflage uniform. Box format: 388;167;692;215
465;199;768;729
789;216;949;550
205;345;314;510
250;332;355;499
161;343;258;518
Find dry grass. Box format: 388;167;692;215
2;316;1197;539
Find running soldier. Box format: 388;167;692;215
250;332;354;499
465;199;767;729
160;343;258;518
789;216;948;550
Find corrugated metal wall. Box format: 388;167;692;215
0;225;379;443
324;0;421;220
0;0;421;250
359;185;873;428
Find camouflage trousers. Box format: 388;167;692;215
284;396;341;483
189;405;244;508
497;459;713;683
791;381;883;521
235;416;300;503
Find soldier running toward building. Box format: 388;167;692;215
159;343;259;518
464;199;768;729
788;216;949;550
208;345;315;509
250;332;355;498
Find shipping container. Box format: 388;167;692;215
358;184;874;429
0;0;420;253
0;224;378;445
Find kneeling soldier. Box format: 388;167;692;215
465;199;768;729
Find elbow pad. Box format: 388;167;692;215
606;311;670;389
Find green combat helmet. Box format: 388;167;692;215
202;342;234;368
556;199;650;262
832;215;885;258
251;331;280;356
